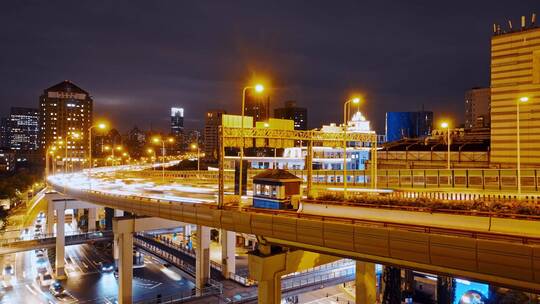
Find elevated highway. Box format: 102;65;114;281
45;169;540;295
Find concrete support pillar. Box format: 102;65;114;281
258;275;282;304
113;234;120;267
221;229;236;278
118;232;133;304
195;225;210;295
112;217;181;304
46;199;54;234
355;261;376;304
249;247;340;304
88;208;97;231
112;209;123;267
55;208;66;279
71;210;78;232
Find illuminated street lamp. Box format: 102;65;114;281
342;97;361;197
88;122;108;181
191;143;200;172
147;148;156;170
239;83;265;197
152;136;175;182
104;144;123;166
440;122;451;170
517;96;529;196
45;145;58;180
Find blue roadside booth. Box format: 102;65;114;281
252;169;302;210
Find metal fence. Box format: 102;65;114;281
136;233;257;286
120;168;540;192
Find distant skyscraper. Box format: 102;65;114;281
8;107;39;151
465;87;490;129
385;111;433;142
170;107;184;153
204;109;226;161
170;107;184;136
0;118;9;149
244;91;269;125
39;80;93;160
274;100;308;130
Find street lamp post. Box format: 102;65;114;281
342;97;360;198
441;122;451;170
45;145;58;181
88;122;107;181
517;96;529;196
191;143;200;172
239;84;264;198
153;137;174;182
147;148;156;170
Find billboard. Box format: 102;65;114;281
454;279;489;304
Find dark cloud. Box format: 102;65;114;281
0;1;538;132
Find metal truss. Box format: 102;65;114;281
222;127;377;147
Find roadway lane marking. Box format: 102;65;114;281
302;292;346;304
25;283;37;295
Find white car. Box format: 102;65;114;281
38;273;54;287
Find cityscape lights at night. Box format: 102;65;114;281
0;2;539;304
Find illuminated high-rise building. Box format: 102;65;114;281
491;19;540;166
170;107;184;153
274;100;307;130
465;87;490;130
8;107;39;151
204;109;226;161
39;80;93;160
170;107;184;136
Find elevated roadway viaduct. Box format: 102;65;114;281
46;176;540;303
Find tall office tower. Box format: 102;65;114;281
465;87;491;129
491;18;540;166
8;107;39;151
204;109;226;161
0;118;9;149
244;91;269;125
39;80;93;160
170;107;184;136
170;107;184;153
274;100;308;130
385;111;433;142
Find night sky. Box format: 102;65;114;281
0;1;538;133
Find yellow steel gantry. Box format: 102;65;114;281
218;126;378;207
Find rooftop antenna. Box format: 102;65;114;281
508;19;513;31
493;23;498;34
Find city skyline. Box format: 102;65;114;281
1;1;538;133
